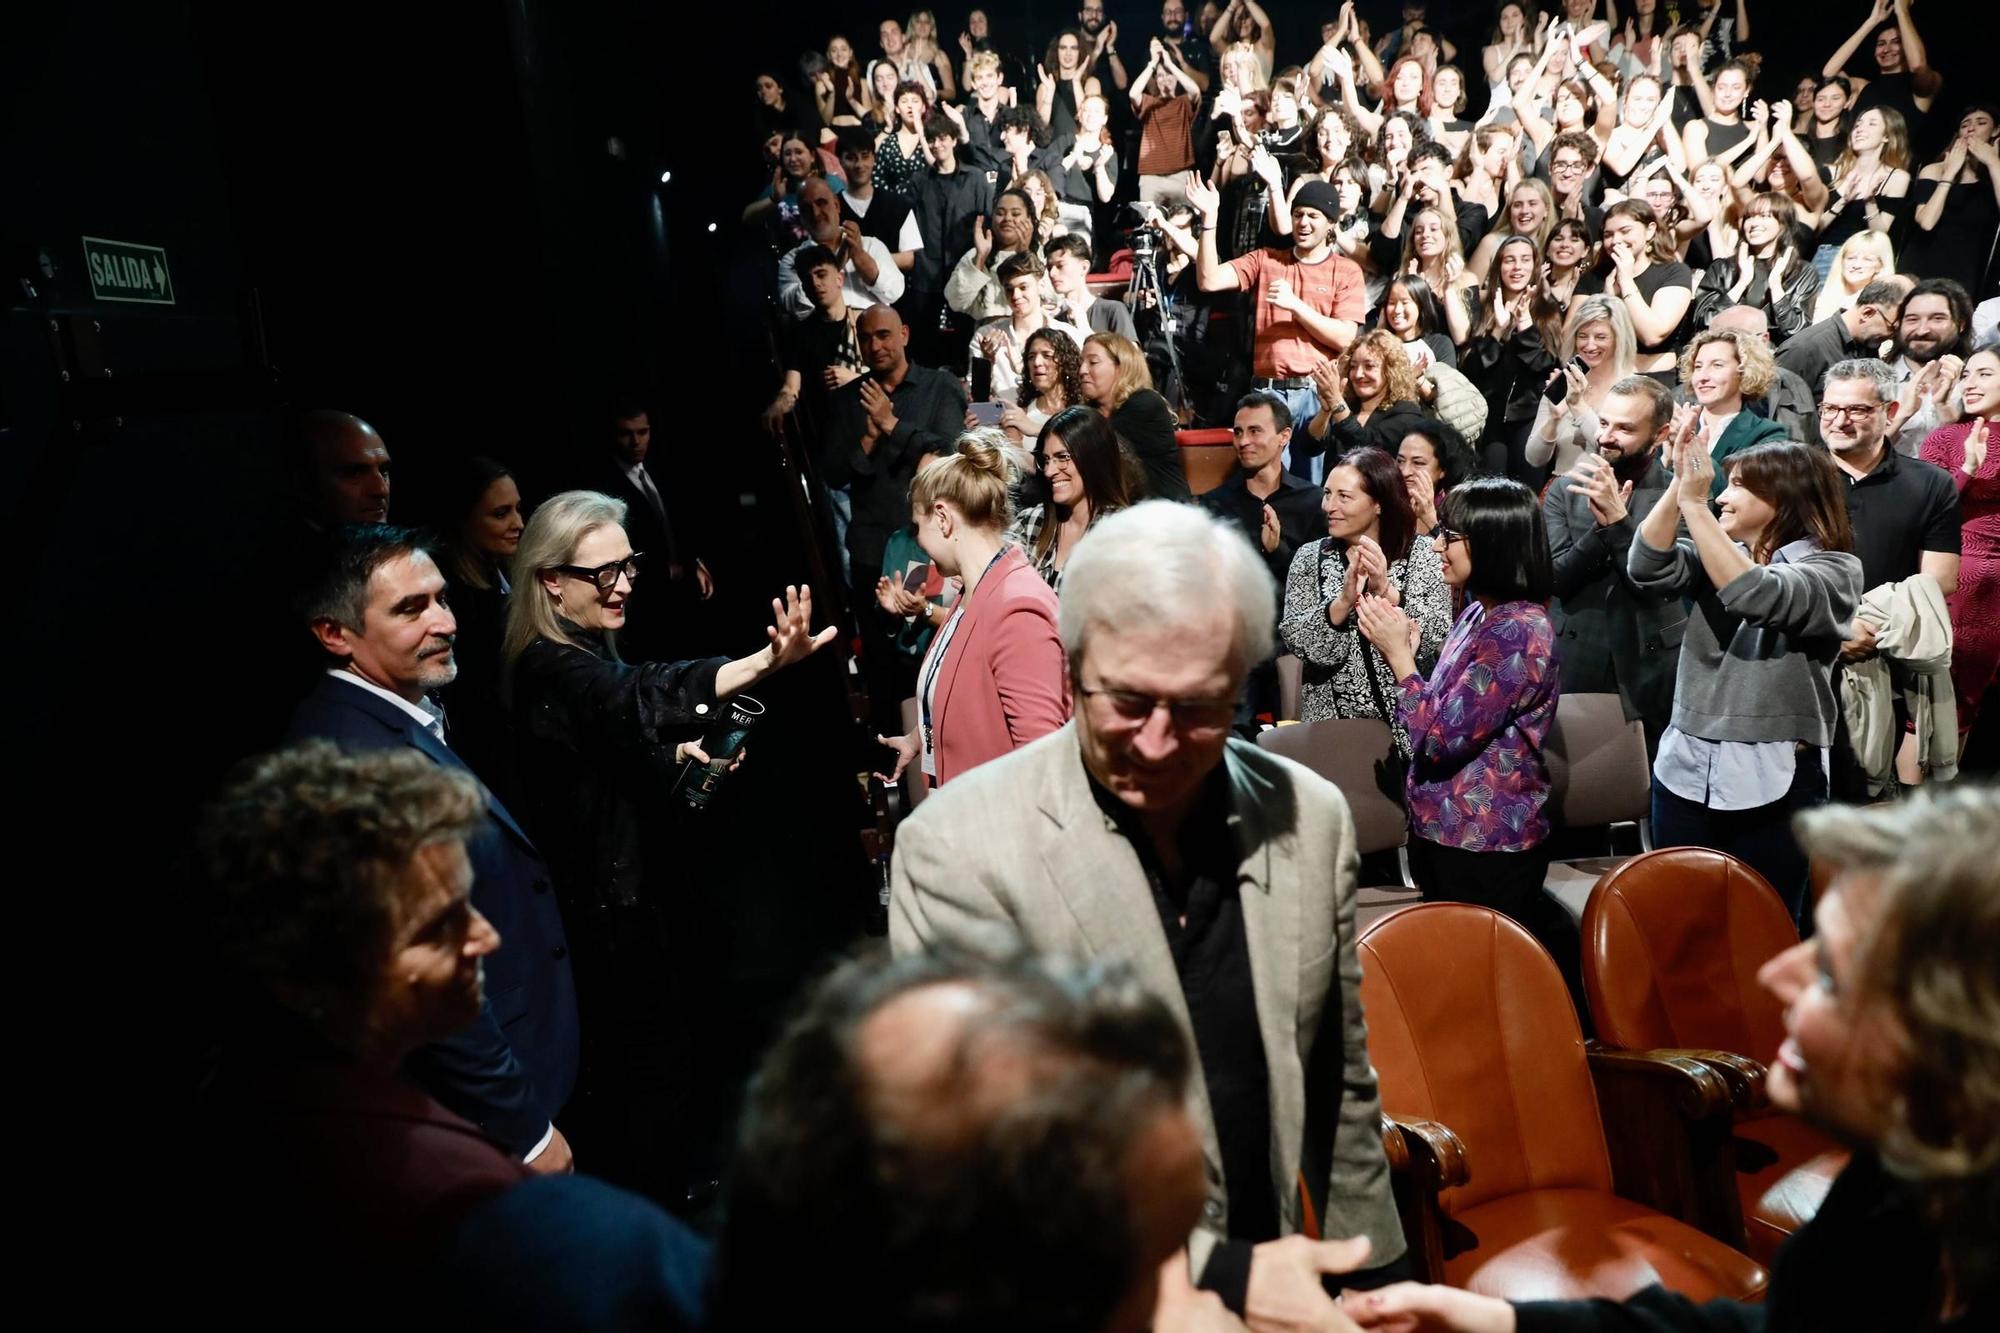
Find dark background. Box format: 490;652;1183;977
3;0;1988;1296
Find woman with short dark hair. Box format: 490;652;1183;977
1355;476;1578;1010
1629;432;1862;929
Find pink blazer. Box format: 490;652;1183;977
929;545;1072;785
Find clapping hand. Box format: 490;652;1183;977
1260;503;1282;553
1351;534;1395;601
971;214;994;266
1406;466;1439;532
859;377;899;437
1962;416;1991;474
1355;593;1420;677
1310;356;1346;408
1571;453;1634;527
1250;143;1285;190
765;584;839;669
876;574;926;617
1669;410;1715;499
1183;170;1222;220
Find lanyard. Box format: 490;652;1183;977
919;545;1012;754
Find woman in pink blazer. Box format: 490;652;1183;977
876;435;1071;786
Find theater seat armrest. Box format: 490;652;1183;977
1588;1047;1748;1250
1668;1048;1770;1115
1587;1046;1735;1120
1381;1114;1471;1190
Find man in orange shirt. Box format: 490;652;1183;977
1186;174;1367;483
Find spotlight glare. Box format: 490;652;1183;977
707;222;717;233
660;170;672;183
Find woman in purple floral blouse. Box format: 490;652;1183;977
1357;476;1585;1017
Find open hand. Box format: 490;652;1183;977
1183;171;1222;219
874;731;919;783
1260;502;1282;553
765;583;839;669
972;214;993;266
1310;356;1346;408
1964;415;1991;474
1346;1280;1515;1331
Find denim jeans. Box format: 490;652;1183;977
1271;382;1324;483
1651;745;1828;934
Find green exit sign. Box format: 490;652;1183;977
81;235;175;305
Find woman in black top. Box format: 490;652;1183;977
504;490;835;1206
1803;75;1856;176
437;455;527;807
1906;106;2000;299
1590;199;1695;380
1077;332;1187;501
1461;235;1564;488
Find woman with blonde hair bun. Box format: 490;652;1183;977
875;435;1070;787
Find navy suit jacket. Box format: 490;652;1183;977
288;673;580;1154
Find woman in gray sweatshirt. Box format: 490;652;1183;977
1628;425;1862;930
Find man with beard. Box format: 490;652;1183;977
1542;374;1689;754
1078;0;1129;93
1186;175;1367;482
1887;278;1973;457
1156;0;1211;93
777;176;903;318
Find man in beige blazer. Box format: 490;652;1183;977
892;502;1404;1330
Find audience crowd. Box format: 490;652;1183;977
191;3;2000;1329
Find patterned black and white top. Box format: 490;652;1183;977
1278;535;1454;756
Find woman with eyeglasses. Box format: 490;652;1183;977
1008;405;1133;594
873;437;1070;789
500;489;835;1206
1354;476;1582;1014
1280;446;1452;756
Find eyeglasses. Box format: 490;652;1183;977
1818;403;1881;421
1551;159;1587;174
553;553;643;592
1078;683;1237;736
1433;526;1467;547
1041;449;1075;471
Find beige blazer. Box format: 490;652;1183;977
890;723;1405;1275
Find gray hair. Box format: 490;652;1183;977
1057;500;1275;675
1825;357;1899;402
502;489;629;672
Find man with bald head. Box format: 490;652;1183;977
292;409;392;527
1684;305;1819;443
776;176;903;318
710;949;1275;1333
822;303;967;725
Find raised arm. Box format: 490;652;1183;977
1243;0;1277;68
1823;0;1888;83
1208;0;1238;57
1893;0;1941;107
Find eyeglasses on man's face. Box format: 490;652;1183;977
1818;402;1881;422
1078;683;1236;736
553;553;643;593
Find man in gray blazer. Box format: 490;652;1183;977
891;501;1405;1328
1544;375;1689;755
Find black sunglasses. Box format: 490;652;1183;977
553;553;643;593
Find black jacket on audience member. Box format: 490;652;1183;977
1109;388;1190;500
586;452;709;664
1542;454;1687;738
1199;469;1326;593
821;363;968;580
911;165;994;295
1462;326;1562;427
1302;398;1431;461
287;671;581;1155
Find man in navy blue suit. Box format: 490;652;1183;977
288;524;580;1169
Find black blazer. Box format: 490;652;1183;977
1542;455;1687;732
288;673;580;1152
587;455;709;664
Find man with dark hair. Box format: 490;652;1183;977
588;397;712;662
906;110;992;367
1816;358;1961;795
289;409;392;528
824;305;968;726
1544;131;1604;229
1187;174;1367;482
1156;0;1212;93
992;103;1050;184
1200;392;1323;726
286;525;579;1171
1543;374;1689;754
1046;232;1139;340
836;130;919;274
763;245;866;438
778;176;904;318
198;741;529;1319
710;949;1245;1332
1776;275;1908;397
1887;278;1974;456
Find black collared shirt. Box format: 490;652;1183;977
1088;765;1278;1247
1839;445;1961;590
1199;468;1326;599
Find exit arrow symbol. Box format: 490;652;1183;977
152;258;166;290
